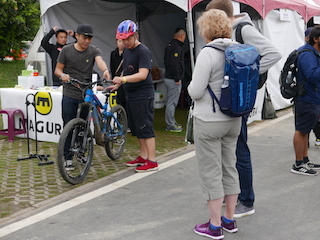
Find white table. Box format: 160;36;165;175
0;88;109;143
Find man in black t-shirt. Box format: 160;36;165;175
108;20;158;173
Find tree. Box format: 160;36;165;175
0;0;40;59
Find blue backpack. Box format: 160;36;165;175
205;44;260;117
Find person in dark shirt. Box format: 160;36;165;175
108;20;158;173
41;26;75;86
164;28;186;132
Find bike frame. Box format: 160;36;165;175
72;87;124;150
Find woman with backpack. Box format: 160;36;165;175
188;9;241;240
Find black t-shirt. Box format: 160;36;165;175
122;43;154;100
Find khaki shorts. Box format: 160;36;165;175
194;117;241;200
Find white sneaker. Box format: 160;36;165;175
65;160;75;171
315;139;320;146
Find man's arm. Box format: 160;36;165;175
95;55;110;80
41;27;58;53
108;68;149;92
54;62;69;82
241;25;281;74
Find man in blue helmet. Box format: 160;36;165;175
108;20;158;173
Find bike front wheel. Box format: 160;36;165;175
105;104;127;160
57;118;94;185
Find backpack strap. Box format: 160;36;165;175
202;45;229;74
203;45;228;113
235;22;253;44
202;44;225;51
207;85;220;113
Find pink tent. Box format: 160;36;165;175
192;0;320;23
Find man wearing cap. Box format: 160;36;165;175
304;27;320;147
55;23;110;170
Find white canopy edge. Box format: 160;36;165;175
40;0;188;17
40;0;69;16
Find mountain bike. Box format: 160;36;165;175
57;78;127;185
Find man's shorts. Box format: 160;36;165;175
295;101;320;133
127;98;155;139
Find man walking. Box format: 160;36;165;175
291;26;320;176
164;28;186;132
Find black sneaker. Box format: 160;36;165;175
291;163;318;176
305;161;320;170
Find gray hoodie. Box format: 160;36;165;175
188;38;238;122
233;13;281;74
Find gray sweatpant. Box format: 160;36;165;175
164;78;182;128
194;117;241;201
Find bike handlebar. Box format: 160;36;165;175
68;77;113;86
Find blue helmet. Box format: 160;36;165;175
116;20;138;39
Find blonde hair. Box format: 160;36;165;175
197;9;232;41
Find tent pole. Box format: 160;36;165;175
187;1;195;71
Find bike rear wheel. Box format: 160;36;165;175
105;104;127;160
57;118;94;185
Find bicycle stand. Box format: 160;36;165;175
17;93;54;165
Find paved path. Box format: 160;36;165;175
0;112;320;240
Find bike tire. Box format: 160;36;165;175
57;118;94;185
105;104;127;160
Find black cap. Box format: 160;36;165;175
305;27;313;37
76;24;94;36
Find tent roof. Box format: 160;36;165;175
40;0;190;16
235;0;320;23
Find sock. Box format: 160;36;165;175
295;160;304;166
209;222;221;230
303;156;309;163
222;216;234;224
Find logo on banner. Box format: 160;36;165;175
34;92;53;115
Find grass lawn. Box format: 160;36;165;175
0;60;190;219
0;60;25;87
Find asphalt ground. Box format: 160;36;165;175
1;110;320;240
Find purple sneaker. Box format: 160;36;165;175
194;221;224;239
221;216;238;233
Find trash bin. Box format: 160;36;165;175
154;91;164;109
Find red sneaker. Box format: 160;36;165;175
135;160;159;173
126;156;147;167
